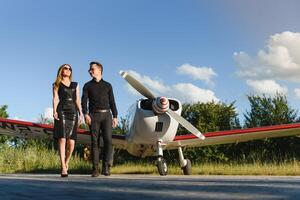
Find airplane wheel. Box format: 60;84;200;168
157;157;168;176
182;159;192;175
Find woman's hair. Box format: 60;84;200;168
53;64;72;89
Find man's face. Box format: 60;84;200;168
89;64;102;78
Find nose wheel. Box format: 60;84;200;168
156;156;168;176
156;140;168;176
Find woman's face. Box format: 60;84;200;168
61;65;72;77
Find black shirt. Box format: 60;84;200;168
81;79;118;118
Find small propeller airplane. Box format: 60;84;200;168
1;71;300;176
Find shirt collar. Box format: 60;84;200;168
92;78;103;83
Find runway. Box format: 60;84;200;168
1;174;300;199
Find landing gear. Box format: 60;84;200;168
182;159;191;175
156;140;168;176
178;146;192;175
155;142;192;176
157;157;168;176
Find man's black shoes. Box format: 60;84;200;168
91;169;100;177
102;163;111;176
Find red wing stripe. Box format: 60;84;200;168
0;117;125;139
174;123;300;141
0;118;89;135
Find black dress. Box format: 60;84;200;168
54;82;78;140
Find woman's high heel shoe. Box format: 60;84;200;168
61;173;68;177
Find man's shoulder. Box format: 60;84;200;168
102;80;112;87
83;80;93;86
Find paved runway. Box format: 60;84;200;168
1;174;300;199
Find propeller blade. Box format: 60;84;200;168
120;71;156;99
166;109;205;140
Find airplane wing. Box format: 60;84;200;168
166;123;300;150
0;118;126;149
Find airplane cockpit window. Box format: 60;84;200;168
169;100;179;111
140;99;152;110
140;99;179;111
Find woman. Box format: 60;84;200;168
53;64;83;177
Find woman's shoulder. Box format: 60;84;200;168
71;82;78;88
52;82;60;90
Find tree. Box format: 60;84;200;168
235;93;300;163
0;105;9;118
244;94;297;127
180;101;241;134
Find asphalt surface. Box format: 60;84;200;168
1;174;300;199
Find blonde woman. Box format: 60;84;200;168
53;64;83;177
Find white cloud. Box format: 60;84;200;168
33;107;54;123
294;88;300;99
169;83;219;103
177;63;217;85
234;31;300;82
246;79;288;95
128;70;169;93
43;107;53;120
124;70;219;104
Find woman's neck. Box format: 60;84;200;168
61;77;70;83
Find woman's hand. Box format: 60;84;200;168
53;112;59;120
78;113;84;125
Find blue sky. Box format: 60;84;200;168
1;0;300;123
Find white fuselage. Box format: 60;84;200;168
124;98;182;157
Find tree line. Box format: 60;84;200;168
1;93;300;164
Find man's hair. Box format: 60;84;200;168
89;61;103;73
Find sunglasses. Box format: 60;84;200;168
63;67;72;71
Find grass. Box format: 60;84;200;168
1;145;300;175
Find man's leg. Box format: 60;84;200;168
101;113;113;176
90;113;101;177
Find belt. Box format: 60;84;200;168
93;109;110;113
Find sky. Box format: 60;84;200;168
1;0;300;124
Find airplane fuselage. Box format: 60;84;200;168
124;98;182;157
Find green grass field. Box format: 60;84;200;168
1;145;300;175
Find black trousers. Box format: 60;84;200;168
90;112;113;170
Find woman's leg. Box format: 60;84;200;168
65;139;75;171
58;138;67;174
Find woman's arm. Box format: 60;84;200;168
53;86;60;120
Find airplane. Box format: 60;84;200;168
1;71;300;176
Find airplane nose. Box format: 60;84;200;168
160;97;168;105
152;97;169;114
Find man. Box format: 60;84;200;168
82;61;118;177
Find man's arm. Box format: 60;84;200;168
108;84;118;118
109;84;118;128
81;83;89;115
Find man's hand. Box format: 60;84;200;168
112;118;118;128
85;114;91;125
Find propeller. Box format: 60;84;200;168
120;70;205;140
